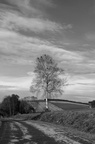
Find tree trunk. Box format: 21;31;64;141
12;99;15;115
45;90;49;110
45;98;48;109
8;99;11;116
9;103;11;116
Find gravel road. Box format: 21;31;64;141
0;120;93;144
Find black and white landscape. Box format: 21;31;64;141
0;0;95;144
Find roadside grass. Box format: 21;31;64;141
39;110;95;134
55;124;95;143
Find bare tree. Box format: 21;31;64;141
30;54;67;110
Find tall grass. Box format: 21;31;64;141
40;110;95;134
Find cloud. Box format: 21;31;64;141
0;29;18;37
7;0;31;8
59;73;95;102
6;0;41;16
7;0;54;9
0;11;64;33
36;0;54;7
27;72;35;76
0;28;95;78
0;0;72;34
0;85;18;91
0;29;83;68
7;0;54;8
69;75;95;85
6;0;54;17
65;75;95;100
0;76;33;91
85;33;95;41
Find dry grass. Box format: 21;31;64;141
27;120;95;143
40;110;95;134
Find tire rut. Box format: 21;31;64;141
8;121;35;144
21;121;62;144
0;122;11;144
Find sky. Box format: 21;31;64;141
0;0;95;102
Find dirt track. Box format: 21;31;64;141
0;120;93;144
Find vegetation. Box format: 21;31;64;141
89;100;95;108
39;110;95;134
0;94;19;116
30;54;67;110
0;94;35;117
19;100;35;114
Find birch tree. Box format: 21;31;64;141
30;54;67;110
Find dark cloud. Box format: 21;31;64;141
2;0;54;17
0;0;10;5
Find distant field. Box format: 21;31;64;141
29;99;89;112
51;101;90;110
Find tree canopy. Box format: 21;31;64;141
30;54;67;109
0;94;35;117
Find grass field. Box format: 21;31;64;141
51;101;90;110
29;99;89;112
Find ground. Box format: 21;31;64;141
0;119;94;144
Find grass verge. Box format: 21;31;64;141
39;110;95;134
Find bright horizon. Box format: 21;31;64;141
0;0;95;102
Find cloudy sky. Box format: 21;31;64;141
0;0;95;102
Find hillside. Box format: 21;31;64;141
51;101;90;110
36;102;63;112
48;99;88;105
28;101;63;112
28;99;89;112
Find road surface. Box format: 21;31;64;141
0;120;93;144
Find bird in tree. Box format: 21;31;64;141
30;54;67;110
